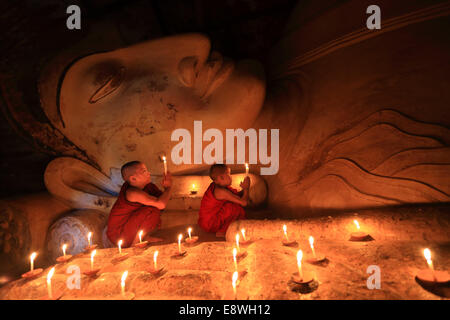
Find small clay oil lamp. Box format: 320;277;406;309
190;183;198;195
39;267;63;300
232;271;239;300
349;219;370;241
416;248;450;284
149;250;165;275
306;236;326;264
84;231;98;252
83;249;100;277
171;234;187;258
134;230;149;248
239;228;251;245
282;224;297;246
119;271;135;300
112;239;129;262
291;250;314;284
22;252;43;278
56;243;73;263
185;227;198;244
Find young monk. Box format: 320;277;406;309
106;161;172;247
198;164;250;237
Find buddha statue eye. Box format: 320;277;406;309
89;66;126;103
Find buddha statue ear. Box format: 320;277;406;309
44;157;123;212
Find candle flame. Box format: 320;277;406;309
118;240;123;253
245;163;249;170
47;267;55;283
139;230;143;243
309;236;314;248
30;252;37;261
162;156;166;162
121;270;128;286
424;248;431;261
192;184;196;190
283;224;287;233
188;227;192;239
91;249;96;260
178;234;183;242
353;219;360;230
154;251;158;263
297;250;303;265
88;232;92;242
62;244;67;256
241;229;246;241
233;247;237;258
232;271;238;289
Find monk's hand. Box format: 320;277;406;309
162;172;172;189
240;176;250;189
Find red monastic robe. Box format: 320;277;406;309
107;182;162;247
198;182;246;233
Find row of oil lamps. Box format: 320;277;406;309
20;219;447;300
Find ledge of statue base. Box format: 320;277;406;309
84;244;98;253
282;239;298;247
416;269;450;284
185;236;198;245
56;255;73;263
171;251;187;259
148;266;165;276
349;232;372;241
21;269;43;279
111;252;129;263
39;290;63;300
82;268;101;277
306;254;327;265
133;241;149;249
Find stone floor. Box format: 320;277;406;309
0;236;448;300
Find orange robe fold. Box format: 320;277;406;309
107;182;162;247
198;182;246;233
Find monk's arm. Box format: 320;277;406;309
214;187;249;207
126;187;172;210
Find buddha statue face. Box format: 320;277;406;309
57;33;265;175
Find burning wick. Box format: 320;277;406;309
162;156;167;175
178;234;183;253
283;225;289;242
138;230;143;244
241;229;246;241
245;163;249;176
297;250;303;280
30;252;37;271
62;244;67;257
233;248;238;271
309;236;316;259
90;250;96;271
154;251;159;270
87;232;92;247
118;240;123;254
121;271;128;298
47;267;55;299
188;227;192;240
232;271;238;300
236;234;240;252
353;219;360;230
423;248;434;271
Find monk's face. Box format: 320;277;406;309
129;163;151;185
58;33;265;175
215;167;232;187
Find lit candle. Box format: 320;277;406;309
154;251;158;270
30;252;37;271
62;244;67;257
354;219;360;230
90;250;96;271
297;250;303;279
192;184;196;192
138;230;143;244
233;248;237;271
423;248;434;271
162;156;167;175
232;271;238;300
47;267;55;299
118;240;123;254
178;234;182;253
241;229;246;241
87;232;92;247
236;234;240;252
309;236;316;259
283;225;289;242
121;270;128;297
245;163;249;176
188;227;192;240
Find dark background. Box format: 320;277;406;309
0;0;298;198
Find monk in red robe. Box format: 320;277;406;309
107;161;172;247
198;164;250;237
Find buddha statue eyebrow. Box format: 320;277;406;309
55;51;107;128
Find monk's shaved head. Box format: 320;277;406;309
121;161;142;182
209;164;229;181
